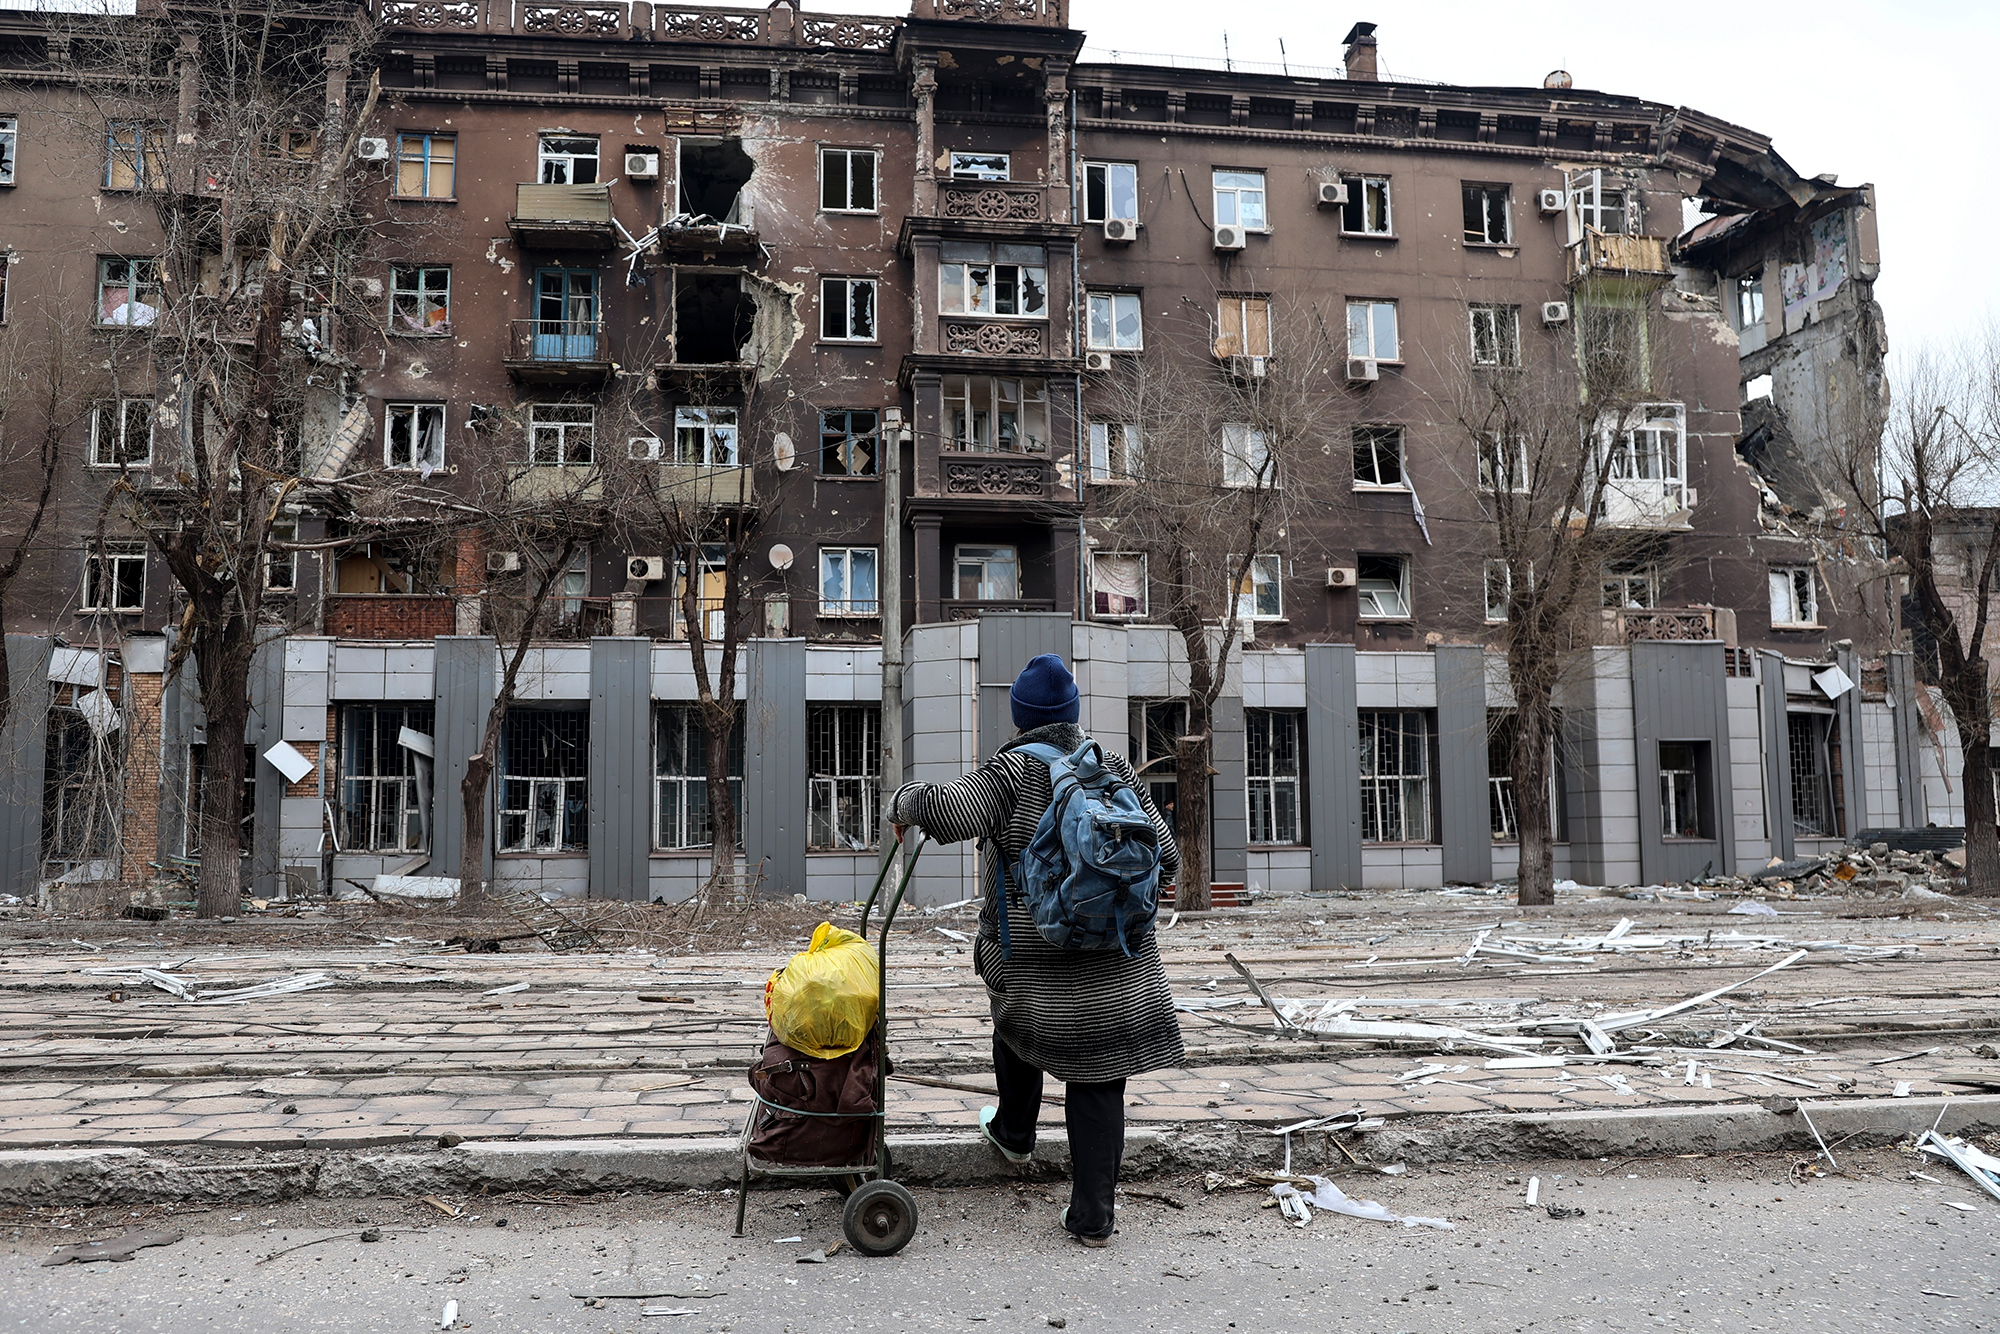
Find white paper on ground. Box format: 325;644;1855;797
1525;1177;1540;1206
1728;901;1780;916
1269;1176;1453;1230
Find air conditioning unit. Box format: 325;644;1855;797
355;137;390;162
1316;181;1349;208
1084;350;1114;373
1541;300;1571;325
628;436;664;460
1102;218;1138;243
624;152;660;179
1537;187;1565;214
1227;355;1267;380
1345;357;1379;383
1326;566;1357;589
1213;224;1247;251
627;556;666;582
486;551;521;573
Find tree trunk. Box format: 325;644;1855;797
1174;731;1211;912
192;635;253;918
458;751;492;912
703;706;738;896
1944;663;1999;896
1512;706;1557;907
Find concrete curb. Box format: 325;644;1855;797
3;1095;1994;1207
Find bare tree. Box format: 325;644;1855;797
1086;295;1348;910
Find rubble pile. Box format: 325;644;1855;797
1697;843;1962;902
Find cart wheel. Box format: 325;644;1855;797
841;1180;918;1256
836;1144;894;1197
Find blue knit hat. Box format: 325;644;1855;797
1010;653;1079;730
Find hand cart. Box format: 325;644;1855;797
733;828;928;1256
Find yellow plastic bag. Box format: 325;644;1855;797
763;922;879;1059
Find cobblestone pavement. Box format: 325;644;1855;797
1;890;1996;1150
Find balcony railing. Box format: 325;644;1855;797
373;0;905;49
938;450;1052;499
1567;230;1674;288
935;182;1048;222
504;319;611;383
1599;477;1695;529
913;0;1066;25
941;598;1058;621
509;184;616;249
1612;607;1716;642
657;462;756;507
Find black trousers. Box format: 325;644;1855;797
988;1034;1126;1239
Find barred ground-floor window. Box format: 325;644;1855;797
655;704;743;851
809;704;881;851
341;704;434;853
1360;709;1432;843
500;708;589;852
1245;708;1303;845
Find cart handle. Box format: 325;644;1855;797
858;826;925;943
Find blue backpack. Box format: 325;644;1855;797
990;739;1164;958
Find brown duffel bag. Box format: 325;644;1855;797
745;1028;880;1169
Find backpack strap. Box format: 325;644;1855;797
983;838;1016;960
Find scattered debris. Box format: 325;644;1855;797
482;982;530;997
569;1284;720;1300
439;1299;458;1330
1524;1177;1540;1206
1545;1204;1585;1219
1917;1130;2000;1204
42;1229;182;1266
418;1195;462;1218
1267;1176;1453;1230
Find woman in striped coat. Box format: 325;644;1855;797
890;653;1181;1247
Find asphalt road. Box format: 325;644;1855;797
3;1149;1995;1332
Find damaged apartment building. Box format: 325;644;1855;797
0;1;1936;905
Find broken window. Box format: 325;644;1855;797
1769;566;1818;626
384;402;446;473
1478;434;1529;491
81;543;145;612
1658;741;1709;839
500;708;588;852
395;133;455;199
1246;709;1303;845
1212;170;1266;229
676;138;752;223
654;704;742;851
103;122;167;191
672;543;729;641
1234;553;1283;621
390;266;451;335
1601;560;1658;609
820;147;878;213
820;276;876;342
265;518;297;592
1595;403;1687;517
949;151;1009;181
1082;161;1138;224
1356;553;1410;619
1346;299;1399;362
1340;175;1392;234
1484;559;1511;623
537;134;598;185
1215;295;1271;359
673;406;738;466
1787;712;1842;838
1487;712;1562;842
674;271;753;364
819;546;878;616
1128;700;1185;815
1577;298;1650;396
341;704;433;853
1352;425;1404;489
1577;183;1628;234
0;116;15;185
939;241;1046;318
956;546;1019;601
528;403;594;466
42;701;122;868
820;409;878;477
1087;291;1143;351
1088;422;1142;484
1462;184;1511;244
334;539;439;595
185;743;254;860
943;376;1048;452
1221;422;1273;489
1737;272;1765;330
88;398;154;469
1469;303;1521;367
96;257;160;327
1360;710;1431;843
1091;551;1146;618
809;704;881;851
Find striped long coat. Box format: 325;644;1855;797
888;722;1184;1084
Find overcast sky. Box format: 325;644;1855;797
825;0;1997;361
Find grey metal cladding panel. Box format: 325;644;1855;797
1885;652;1924;826
1304;644;1360;891
1760;650;1793;863
1211;695;1247;881
1434;645;1492;884
588;639;649;901
977;612;1073;760
249;638;285;895
0;636;52;896
1835;647;1865;840
430;637;497;879
1560;706;1599;882
745;639;807;898
1632;641;1728;884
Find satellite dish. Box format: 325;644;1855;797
769;544;794;571
773;431;795;471
1544;69;1573;89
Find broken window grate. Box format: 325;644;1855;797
1246;709;1302;845
1360;710;1431;843
501;709;589;852
809;705;881;851
342;704;434;853
1788;713;1832;838
655;705;743;851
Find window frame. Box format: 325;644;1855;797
1484;559;1511;623
1478;434;1531;492
81;542;146;613
1216;294;1271;359
1087;421;1142;485
1212;168;1268;231
819;545;880;617
498;708;590;853
1086;289;1144;351
1594;402;1688;508
1081;160;1139;224
1461;182;1513;245
103;121;167;192
1356;553;1412;620
948;150;1010;181
819;147;880;214
264;518;297;593
96;256;161;328
1245;708;1304;846
955;544;1021;602
1469;303;1522;368
938;241;1048;320
1345;299;1400;363
652;703;744;852
536;134;600;185
1220;422;1274;489
819;408;879;478
384;401;446;473
1657;740;1712;841
394;132;456;200
672;406;740;466
88;397;154;469
0;115;16;187
339;703;434;854
819;275;879;343
1737;272;1766;330
808;704;882;852
1090;550;1147;619
1233;553;1283;622
1351;424;1405;490
527;402;595;466
1601;559;1659;610
389;265;452;336
1769;566;1820;628
942;375;1049;453
1360;709;1433;844
1339;174;1393;236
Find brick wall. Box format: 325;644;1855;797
325;595;456;640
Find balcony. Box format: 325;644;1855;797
508;184;616;250
935;449;1053;501
658;462;756;508
1599;477;1695;530
941;598;1057;621
325;594;457;640
912;0;1067;26
940;319;1048;357
1610;606;1723;643
505;464;604;504
935;181;1049;223
504;319;612;385
1567;231;1674;290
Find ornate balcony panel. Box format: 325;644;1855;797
913;0;1066;26
519;0;625;34
943;454;1049;498
938;183;1044;222
654;5;762;40
1616;607;1716;642
942;320;1045;356
379;0;483;29
801;15;896;49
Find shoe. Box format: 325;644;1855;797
979;1105;1032;1165
1061;1206;1112;1248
